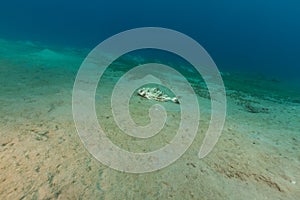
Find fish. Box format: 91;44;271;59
137;87;180;104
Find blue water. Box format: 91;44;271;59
0;0;300;78
0;0;299;80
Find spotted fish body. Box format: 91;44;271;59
137;87;180;104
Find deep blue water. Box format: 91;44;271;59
0;0;299;80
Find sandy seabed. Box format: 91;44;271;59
0;39;299;200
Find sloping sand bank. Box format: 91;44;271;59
0;39;299;199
